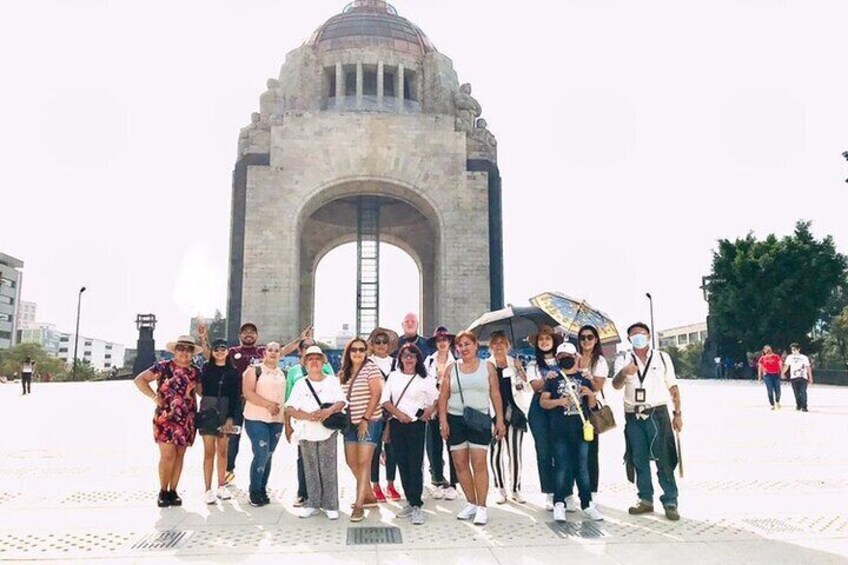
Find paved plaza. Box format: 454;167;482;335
1;379;847;564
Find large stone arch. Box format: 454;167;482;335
296;177;440;335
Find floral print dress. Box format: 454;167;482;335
151;360;200;446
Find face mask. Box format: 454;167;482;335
558;357;576;370
630;334;649;349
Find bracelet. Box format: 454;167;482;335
673;411;682;416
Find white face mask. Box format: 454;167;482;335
630;334;649;349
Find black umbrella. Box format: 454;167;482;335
466;305;560;345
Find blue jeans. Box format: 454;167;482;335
551;416;591;508
226;399;245;472
625;412;678;508
343;419;384;445
244;419;283;492
528;394;554;494
791;378;809;410
763;374;781;406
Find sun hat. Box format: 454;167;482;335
426;326;456;349
166;335;203;355
528;325;564;349
367;327;399;351
301;345;327;364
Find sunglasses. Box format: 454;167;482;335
213;346;228;353
579;335;596;342
401;353;417;360
174;345;193;353
350;347;367;353
372;339;389;345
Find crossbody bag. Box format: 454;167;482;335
304;378;348;431
455;364;491;433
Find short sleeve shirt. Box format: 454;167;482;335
612;349;677;412
758;354;781;375
784;354;811;381
285;376;346;442
544;372;593;436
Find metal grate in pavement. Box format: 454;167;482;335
547;521;610;539
347;526;402;545
130;530;193;551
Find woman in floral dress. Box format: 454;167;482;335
135;335;202;507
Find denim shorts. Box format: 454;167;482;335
343;419;384;445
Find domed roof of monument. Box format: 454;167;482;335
308;0;436;56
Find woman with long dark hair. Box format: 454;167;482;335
525;326;562;511
577;325;609;497
197;338;240;504
381;343;438;525
339;337;384;522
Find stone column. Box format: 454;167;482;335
377;61;384;110
356;62;363;109
335;62;343;110
397;63;405;113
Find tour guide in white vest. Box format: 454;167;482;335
612;322;683;522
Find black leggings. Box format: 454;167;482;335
21;373;32;394
371;436;397;483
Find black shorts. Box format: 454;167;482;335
447;413;491;451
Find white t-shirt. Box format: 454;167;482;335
381;370;438;420
285;375;346;442
613;349;677;413
784;354;811;381
582;356;609;380
526;357;559;382
369;355;393;377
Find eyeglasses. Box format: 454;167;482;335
401;354;416;360
350;347;367;353
579;335;596;342
213;346;228;353
373;339;389;345
174;345;192;353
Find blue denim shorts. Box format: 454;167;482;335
343;419;384;445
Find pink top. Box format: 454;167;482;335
242;365;286;424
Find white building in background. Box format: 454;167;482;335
333;324;356;349
18;323;62;356
17;300;37;329
659;322;708;350
56;334;125;371
0;252;24;350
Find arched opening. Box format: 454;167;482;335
313;242;421;347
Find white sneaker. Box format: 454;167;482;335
444;486;458;500
411;506;425;525
204;489;217;505
473;506;488;525
299;507;321;519
217;486;232;500
457;503;477;520
545;493;554;511
496;488;508;504
584;502;605;521
396;504;414;518
553;502;566;522
326;510;339;520
432;485;445;499
512;491;526;504
565;495;578;513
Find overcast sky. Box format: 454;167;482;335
2;0;847;349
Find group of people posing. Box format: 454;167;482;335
134;314;684;525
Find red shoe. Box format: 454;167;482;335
386;484;402;501
372;484;387;503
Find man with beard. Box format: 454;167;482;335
198;321;310;485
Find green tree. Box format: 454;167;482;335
0;343;68;380
822;306;848;369
708;221;847;360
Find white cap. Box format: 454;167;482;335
555;342;578;356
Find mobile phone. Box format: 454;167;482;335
221;425;242;436
415;408;425;418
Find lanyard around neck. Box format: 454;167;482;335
632;352;654;385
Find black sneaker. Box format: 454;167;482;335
260;488;270;504
248;490;265;507
167;490;182;506
157;490;170;508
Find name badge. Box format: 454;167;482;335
635;388;646;403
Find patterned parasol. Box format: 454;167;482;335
530;292;621;345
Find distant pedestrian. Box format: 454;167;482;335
198;339;240;504
577;324;609;495
285;345;346;520
783;343;813;412
134;335;203;507
438;331;506;526
241;343;287;507
757;345;783;410
423;326;459;500
612;322;683;521
20;357;35;394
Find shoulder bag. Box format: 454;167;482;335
455;364;491;433
588;388;616;434
304;378;347;431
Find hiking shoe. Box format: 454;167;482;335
217;486;232;500
664;506;680;521
457;503;477;520
545;493;554;511
326;510;340;520
444;486;458;500
248;490;265;507
167;491;182;506
512;491;526;504
396;504;414;518
411;506;425;525
386;484;402;501
565;495;578;513
553;502;566;522
293;496;306;507
584;503;605;521
496;488;508;504
350;506;365;522
372;484;387;503
473;506;488;525
204;489;217;505
157;490;170;508
628;500;654;515
223;471;235;486
432;485;446;499
299;507;321;518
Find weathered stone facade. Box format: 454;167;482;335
227;0;503;341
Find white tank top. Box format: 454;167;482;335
447;360;490;416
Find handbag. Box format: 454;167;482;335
197;369;228;434
588;390;616;434
305;378;347;431
381;373;417;444
455;365;491;433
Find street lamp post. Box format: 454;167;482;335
72;286;86;381
646;292;656;348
